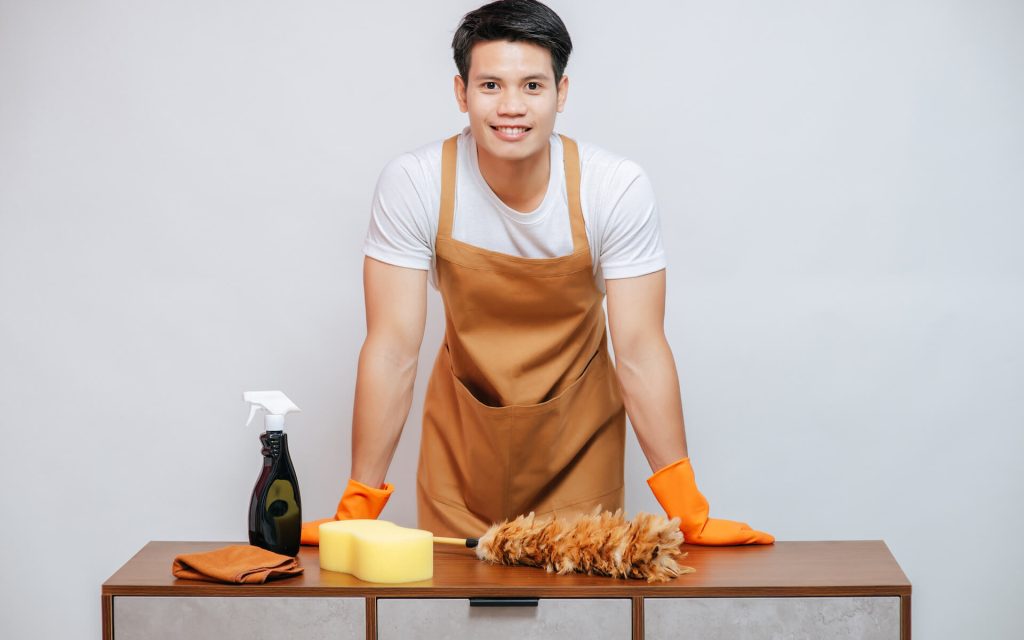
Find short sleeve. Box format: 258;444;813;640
362;154;433;270
599;160;667;279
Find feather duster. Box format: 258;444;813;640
436;506;695;582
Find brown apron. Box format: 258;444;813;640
415;132;626;538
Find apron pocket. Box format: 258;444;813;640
446;340;608;413
441;341;623;520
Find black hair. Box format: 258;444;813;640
452;0;573;87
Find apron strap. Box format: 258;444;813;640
438;134;459;241
559;134;587;256
437;131;587;256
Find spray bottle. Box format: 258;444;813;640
243;390;302;556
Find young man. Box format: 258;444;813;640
302;0;773;546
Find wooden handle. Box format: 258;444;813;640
433;536;479;548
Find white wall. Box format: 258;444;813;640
1;1;1021;637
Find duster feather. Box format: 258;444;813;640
473;506;695;582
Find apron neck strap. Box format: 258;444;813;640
437;132;588;255
438;134;459;240
559;134;588;255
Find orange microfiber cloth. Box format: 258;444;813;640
171;544;304;584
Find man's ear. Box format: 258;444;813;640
556;74;569;113
454;74;468;113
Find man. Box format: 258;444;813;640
301;0;773;546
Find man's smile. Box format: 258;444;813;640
491;125;532;140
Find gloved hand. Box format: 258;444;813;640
300;478;395;546
647;456;774;546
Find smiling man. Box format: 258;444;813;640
301;0;774;546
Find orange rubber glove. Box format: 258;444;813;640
647;456;774;546
299;478;395;546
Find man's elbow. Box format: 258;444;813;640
611;329;669;378
361;335;421;374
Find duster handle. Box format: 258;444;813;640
433;536;479;548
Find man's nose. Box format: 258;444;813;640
497;95;527;115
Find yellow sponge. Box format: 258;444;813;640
318;519;433;583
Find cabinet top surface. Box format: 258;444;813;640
102;540;910;597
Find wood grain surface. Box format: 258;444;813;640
102;539;911;598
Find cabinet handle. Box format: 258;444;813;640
469;597;539;607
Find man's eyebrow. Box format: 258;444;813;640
474;73;550;82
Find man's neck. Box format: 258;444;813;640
475;141;550;214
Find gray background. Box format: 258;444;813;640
1;0;1021;637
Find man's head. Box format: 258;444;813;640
452;0;572;162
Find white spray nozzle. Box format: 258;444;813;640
243;390;301;431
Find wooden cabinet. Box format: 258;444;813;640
113;596;365;640
376;598;632;640
645;596;901;639
103;540;911;639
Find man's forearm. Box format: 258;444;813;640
613;333;689;473
349;339;418;488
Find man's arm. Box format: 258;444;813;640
349;255;428;487
607;269;775;545
605;268;689;473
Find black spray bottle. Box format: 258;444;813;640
243;390;302;556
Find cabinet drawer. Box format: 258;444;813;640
645;596;900;639
376;597;632;640
113;596;365;640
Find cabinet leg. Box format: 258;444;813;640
101;595;113;640
367;596;377;640
632;596;644;640
901;594;912;640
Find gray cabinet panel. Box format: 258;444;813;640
377;597;632;640
113;596;364;640
645;596;900;640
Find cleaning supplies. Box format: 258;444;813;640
244;390;302;557
171;544;304;584
318;509;692;584
319;520;434;583
646;456;774;546
300;478;395;545
475;507;693;582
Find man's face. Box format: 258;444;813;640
455;39;568;163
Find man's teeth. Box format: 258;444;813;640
496;127;528;134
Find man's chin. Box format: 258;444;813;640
477;131;547;161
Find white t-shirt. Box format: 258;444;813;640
363;125;666;294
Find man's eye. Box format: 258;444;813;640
484;82;498;90
527;82;540;90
